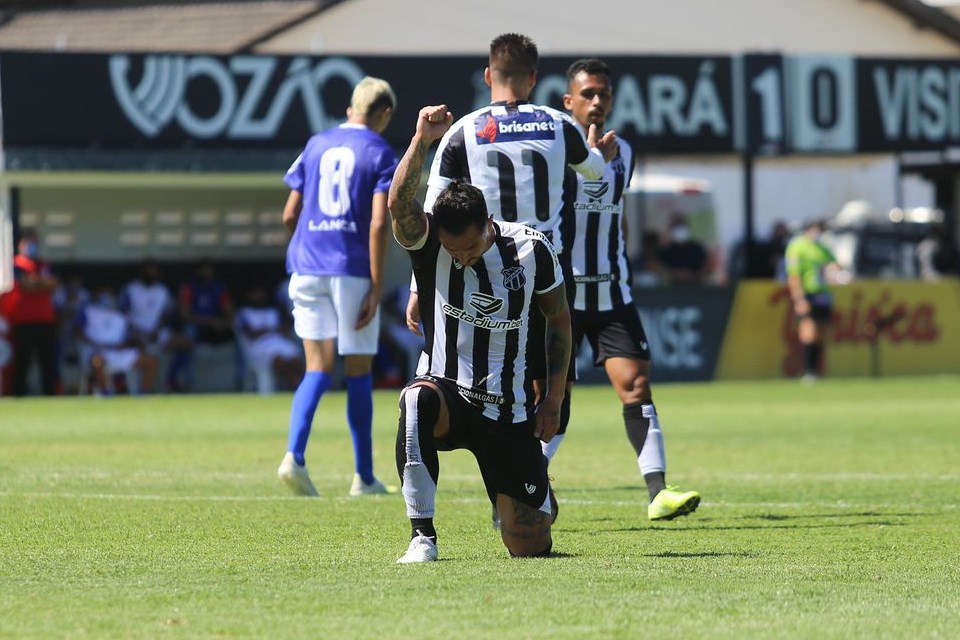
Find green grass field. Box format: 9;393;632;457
2;377;959;639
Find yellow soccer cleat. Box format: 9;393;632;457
648;486;701;521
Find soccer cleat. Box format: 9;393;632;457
648;486;701;521
277;452;319;497
396;532;438;564
349;474;398;496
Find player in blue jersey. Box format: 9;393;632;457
278;77;399;497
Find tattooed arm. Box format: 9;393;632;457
532;284;572;442
388;105;453;248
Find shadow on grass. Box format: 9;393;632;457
747;511;929;520
608;519;906;533
643;551;755;559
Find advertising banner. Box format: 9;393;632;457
716;280;960;380
631;286;735;382
0;51;734;154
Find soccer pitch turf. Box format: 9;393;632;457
1;377;959;639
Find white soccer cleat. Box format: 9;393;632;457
349;474;397;496
396;533;438;564
277;452;319;497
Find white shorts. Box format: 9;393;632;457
81;345;140;374
288;273;380;354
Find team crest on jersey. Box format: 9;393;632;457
475;110;556;145
582;181;610;201
468;292;505;316
611;155;626;175
501;266;527;291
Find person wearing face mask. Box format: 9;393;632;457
6;229;59;396
785;219;840;381
657;213;710;285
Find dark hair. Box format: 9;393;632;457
489;33;538;80
566;58;610;85
16;228;38;244
432;182;488;236
803;219;827;232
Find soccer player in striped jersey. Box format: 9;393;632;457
423;33;617;249
389;105;572;563
277;77;398;498
415;33;618;490
560;58;700;521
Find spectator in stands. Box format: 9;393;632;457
634;230;663;287
76;284;158;395
119;260;191;392
657;213;710;285
52;273;90;393
728;220;792;281
234;284;303;394
7;229;59;396
173;260;236;390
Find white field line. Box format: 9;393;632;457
0;491;956;511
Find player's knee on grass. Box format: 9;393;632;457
497;494;552;557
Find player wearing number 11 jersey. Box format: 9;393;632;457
278;77;399;499
421;34;619;473
424;34;615;253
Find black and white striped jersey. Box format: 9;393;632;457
402;219;563;424
424;101;605;254
565;135;636;311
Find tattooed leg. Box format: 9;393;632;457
496;494;553;557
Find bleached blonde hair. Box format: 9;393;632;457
350;76;396;116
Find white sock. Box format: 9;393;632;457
637;404;666;475
402;462;436;519
541;433;565;463
401;388;437;519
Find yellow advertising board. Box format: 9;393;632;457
716;280;960;379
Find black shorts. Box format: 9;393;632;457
417;376;550;512
573;303;652;367
803;294;833;323
528;250;577;382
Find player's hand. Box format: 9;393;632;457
588;124;619;162
793;298;810;317
415;105;454;144
534;395;562;443
355;288;380;330
405;291;422;337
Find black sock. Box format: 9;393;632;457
411;518;436;543
644;472;666;502
811;344;823;373
623;401;648;457
803;343;818;375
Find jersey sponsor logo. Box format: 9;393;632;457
457;385;504;405
442;303;525;331
109;54;365;139
574;201;621;213
501;266;527;291
474;110;556;145
574;274;616;283
582;181;610;201
468;292;505;316
524;483;537;494
307;219;358;232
